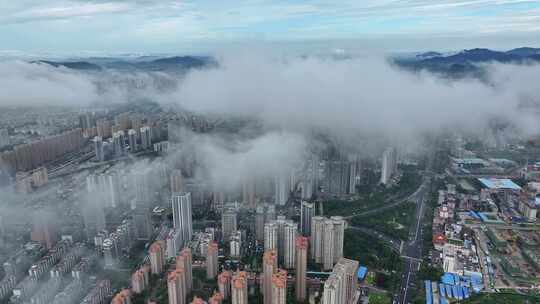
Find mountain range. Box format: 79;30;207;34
393;47;540;78
30;47;540;78
33;55;215;72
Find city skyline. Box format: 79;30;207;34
1;2;540;304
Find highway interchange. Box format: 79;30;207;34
346;174;432;304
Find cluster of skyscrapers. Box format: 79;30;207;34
263;216;298;269
0;128;85;173
299;151;362;199
93;125;153;162
311;216;346;271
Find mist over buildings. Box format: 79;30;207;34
1;52;540;193
174;54;540;142
3;53;539;138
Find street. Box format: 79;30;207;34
394;177;430;304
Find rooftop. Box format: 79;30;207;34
478;178;521;190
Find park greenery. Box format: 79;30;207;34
343;229;402;291
350;200;417;240
417;264;444;282
461;293;540;304
368;292;392;304
324;167;422;217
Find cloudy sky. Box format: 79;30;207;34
1;0;540;55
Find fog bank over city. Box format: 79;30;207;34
2;53;540;163
174;53;540;142
168;127;309;191
3;53;540;140
3;1;540;302
2;53;540;195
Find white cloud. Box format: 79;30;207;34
2;2;134;23
170;53;540;145
0;61;98;106
1;0;540;52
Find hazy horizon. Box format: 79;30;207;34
2;1;540;55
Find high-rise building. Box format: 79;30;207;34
130;115;142;133
229;231;242;258
275;216;294;263
172;192;193;247
322;273;340;304
112;131;126;157
310;216;325;263
348;156;360;194
217;271;231;300
127;129;138;152
325;159;351;195
115;113;130;131
140;126;152;150
380;147;398;185
134;169;151;204
283;222;297;269
274;175;289;205
255;205;265;241
133;207;152;241
295;236;308;302
93;136;105;162
30;167;48;188
149;242;164;275
322;258;359;304
79;113;95;131
30;210;58;249
300;201;314;236
262;250;277;304
221;210;237;242
266;204;276;222
242;180;256;208
0;128;85;173
0;129;8;148
322;219;335;271
311;216;345;270
271;269;287;304
206;242;219;279
301;158;318;200
167;269;187;304
105;172;120;208
131;265;150;294
96;119;112;138
103;237;117;269
15;171;32;193
264;222;278;253
231;271;248;304
170;169;184;193
331;216;345;263
166;229;183;259
176;248;193;294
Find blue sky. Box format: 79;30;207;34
1;0;540;55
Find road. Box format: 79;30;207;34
394;176;430;304
472;228;492;290
347;225;401;253
344;179;430;220
344;176;432;255
467;223;540;231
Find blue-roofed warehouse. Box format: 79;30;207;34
478;178;521;191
